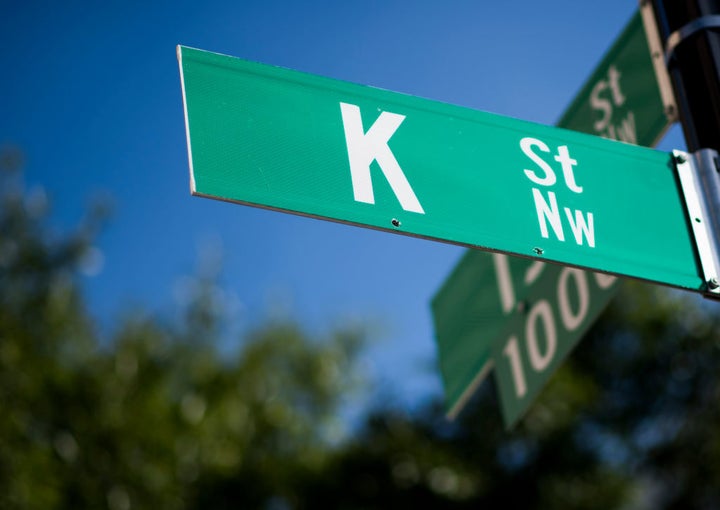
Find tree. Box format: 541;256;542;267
0;148;365;509
4;143;720;509
297;282;720;509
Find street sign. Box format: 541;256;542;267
491;260;619;427
178;46;699;292
431;253;517;416
558;10;674;145
431;9;677;426
433;252;620;421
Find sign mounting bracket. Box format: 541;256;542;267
674;149;720;298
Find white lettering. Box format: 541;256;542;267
521;137;557;187
503;336;527;398
524;261;545;286
339;102;424;214
553;145;583;193
493;254;516;314
604;124;617;141
532;188;564;241
590;81;613;132
558;268;589;331
526;300;556;372
616;111;637;144
591;66;627;136
607;66;626;107
563;207;595;247
522;138;596;247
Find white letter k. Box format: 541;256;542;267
340;102;424;214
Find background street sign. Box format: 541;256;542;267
179;46;698;292
431;9;677;425
559;10;674;145
433;253;620;421
491;261;619;428
431;253;517;416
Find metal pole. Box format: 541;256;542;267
648;0;720;297
649;0;720;152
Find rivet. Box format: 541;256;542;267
709;277;720;290
675;153;687;164
391;218;401;227
533;247;544;255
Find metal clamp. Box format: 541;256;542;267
666;15;720;63
674;149;720;297
639;0;679;123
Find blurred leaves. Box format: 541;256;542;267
296;282;720;510
0;151;365;509
3;144;720;509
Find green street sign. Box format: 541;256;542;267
490;260;619;428
179;46;698;292
558;10;674;145
432;252;620;421
431;9;677;426
431;253;518;417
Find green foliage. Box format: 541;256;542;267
0;152;364;509
3;145;720;509
298;283;720;509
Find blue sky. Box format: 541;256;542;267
1;1;686;408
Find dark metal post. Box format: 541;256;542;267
649;0;720;152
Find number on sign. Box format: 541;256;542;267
503;299;558;398
501;268;604;399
